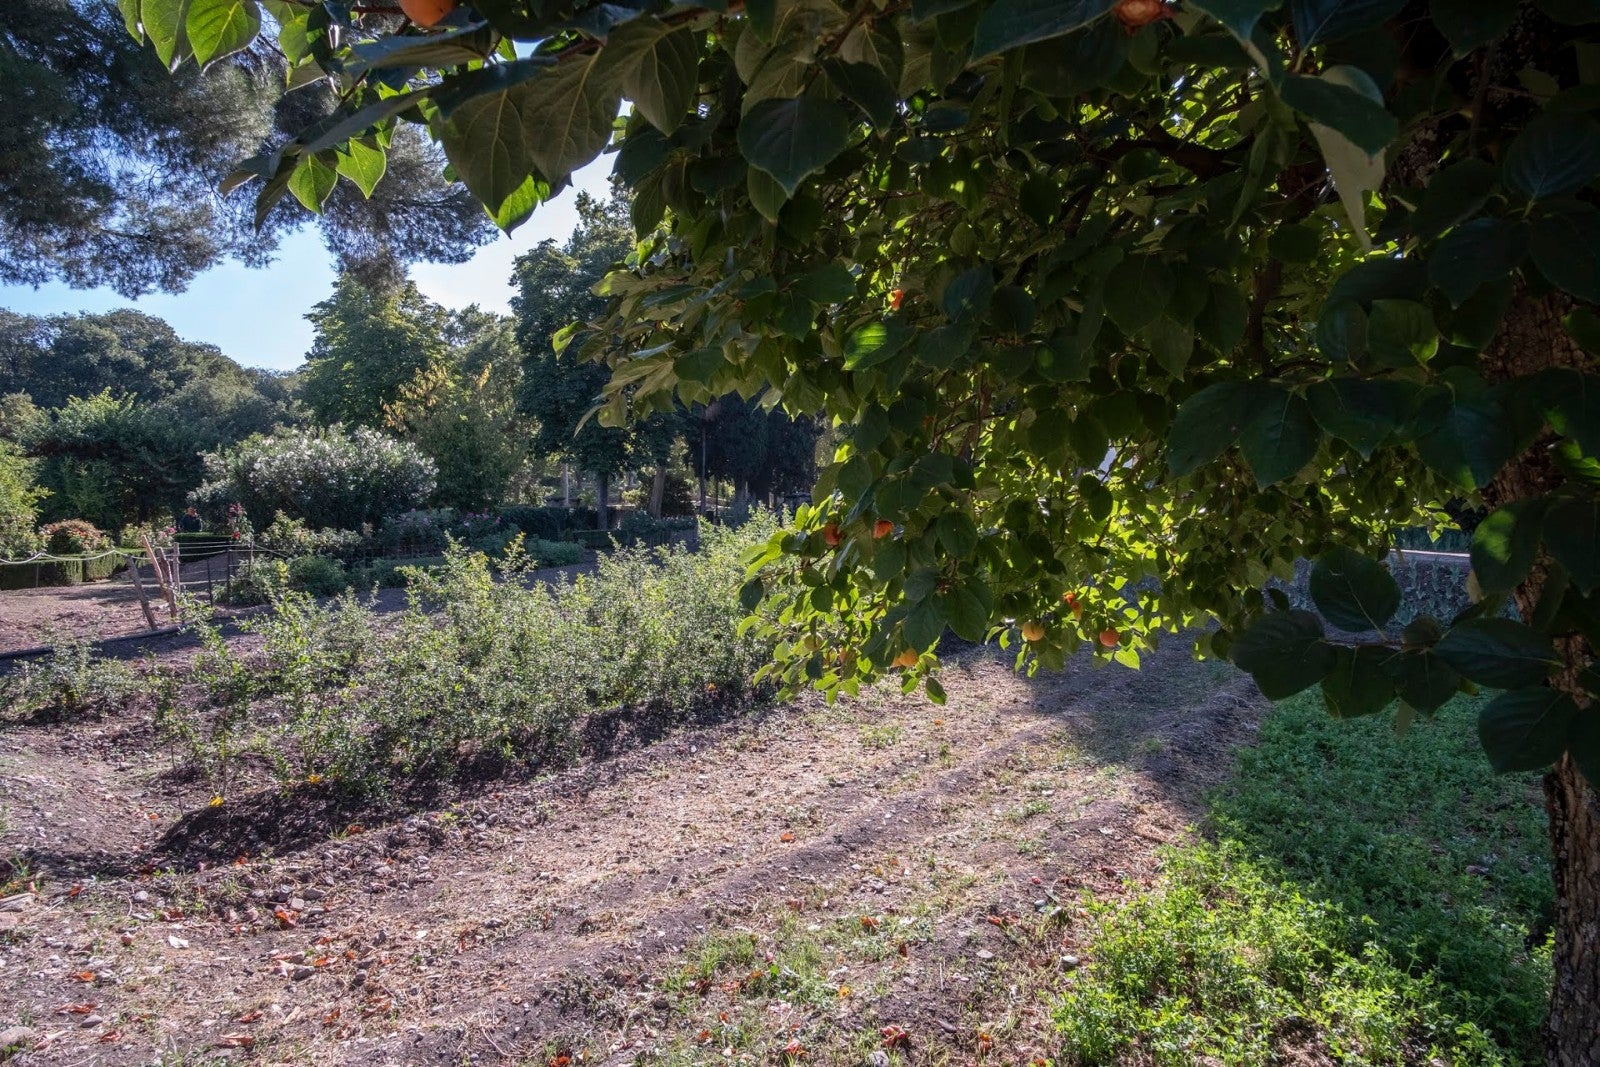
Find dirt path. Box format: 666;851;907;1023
0;643;1261;1065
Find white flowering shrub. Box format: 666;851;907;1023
195;425;435;531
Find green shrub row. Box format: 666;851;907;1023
157;515;779;793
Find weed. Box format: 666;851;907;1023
859;723;903;749
0;632;139;720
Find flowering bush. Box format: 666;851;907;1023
195;426;435;531
41;519;111;555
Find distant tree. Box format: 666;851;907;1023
513;192;667;527
195;425;435;531
0;393;43;443
27;391;198;528
688;396;819;508
153;374;299;449
0;308;249;409
0;0;493;296
301;274;452;427
384;311;531;510
0;440;47;557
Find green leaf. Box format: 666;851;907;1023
1503;113;1600;200
519;53;626;184
1301;67;1388;249
1478;687;1579;772
1411;158;1497;238
1167;381;1266;476
1470;499;1548;596
1103;255;1174;334
605;16;700;135
936;511;979;557
334;138;386;198
1411;390;1511;490
904;596;945;649
844;318;912;370
1197;283;1249;354
1428;218;1528;306
1238;390;1318;486
1529;212;1600;303
1144;318;1195;376
1309;546;1401;632
1315;301;1367;363
971;0;1114;58
436;76;551;231
1434;618;1560;689
938;580;992;641
1545;496;1600;594
1545;369;1600;457
142;0;195;69
1232;610;1337;700
738;97;854;196
1432;0;1517;55
186;0;259;68
739;577;765;611
1306;377;1408;457
348;25;492;76
792;264;858;305
286;151;337;211
118;0;142;37
942;266;995;321
1190;0;1278;45
674;346;727;383
1280;69;1396;155
822;58;898;132
1291;0;1405;48
1383;650;1461;712
1321;645;1397;718
1366;299;1436;366
748;165;788;223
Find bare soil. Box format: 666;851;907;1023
0;638;1262;1066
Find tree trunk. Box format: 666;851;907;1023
649;466;666;519
1483;292;1599;1065
596;473;610;532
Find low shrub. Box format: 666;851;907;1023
286;555;348;597
41;519;110;555
0;634;140;720
163;512;781;794
528;539;583;568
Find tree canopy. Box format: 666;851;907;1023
112;0;1600;1056
0;0;495;295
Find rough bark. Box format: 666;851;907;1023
649;465;666;519
1483;292;1599;1066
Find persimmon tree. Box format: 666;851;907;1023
118;0;1599;1057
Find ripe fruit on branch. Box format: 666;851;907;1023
399;0;457;26
1020;620;1046;642
892;648;918;668
1114;0;1170;30
1062;591;1084;618
888;288;905;311
873;519;894;539
1099;628;1120;648
822;522;843;547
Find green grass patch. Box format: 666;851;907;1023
1055;691;1552;1066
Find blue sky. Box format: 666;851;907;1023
0;158;614;374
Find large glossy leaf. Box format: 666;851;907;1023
1238;390;1318;486
1429;218;1528;306
348;25;492;76
1190;0;1278;43
519;53;626;184
1545;369;1600;457
738;97;853;196
1434;618;1559;689
1411;388;1511;489
1470;499;1547;596
605;16;700;134
971;0;1114;58
1307;377;1409;457
1529;212;1600;304
1411;159;1497;238
334;138;386;198
286;150;337;211
436;73;552;230
1310;546;1401;632
1545;496;1600;594
1478;687;1579;773
1103;255;1174;334
1167;381;1268;476
1231;610;1337;699
1280;69;1396;155
142;0;195;69
1432;0;1517;55
1302;66;1387;249
1321;645;1397;718
1503;113;1600;200
1291;0;1405;48
186;0;259;68
1383;649;1461;712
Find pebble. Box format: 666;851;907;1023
865;1052;890;1067
290;965;315;981
975;950;995;961
1061;954;1080;970
302;887;326;901
132;890;150;904
79;1015;104;1028
0;1026;37;1055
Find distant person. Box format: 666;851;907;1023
177;507;202;533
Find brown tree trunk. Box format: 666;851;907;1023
1483;292;1599;1065
649;466;666;519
